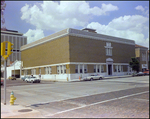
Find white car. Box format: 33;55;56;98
83;74;104;81
25;76;41;83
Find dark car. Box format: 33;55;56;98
8;76;16;80
21;76;30;81
132;72;145;77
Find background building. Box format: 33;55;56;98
1;29;27;78
21;28;135;81
1;29;27;64
135;44;149;72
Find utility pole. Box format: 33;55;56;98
1;41;14;105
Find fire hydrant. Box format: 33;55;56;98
9;91;16;105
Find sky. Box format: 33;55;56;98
2;1;149;48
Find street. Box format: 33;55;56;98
1;76;149;118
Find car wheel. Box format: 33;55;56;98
38;81;40;83
90;78;93;81
99;77;102;80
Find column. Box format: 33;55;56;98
96;65;98;73
99;65;101;73
78;65;80;74
112;64;113;75
106;64;108;76
82;64;84;74
117;65;118;75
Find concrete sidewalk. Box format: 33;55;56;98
1;103;43;118
104;75;132;79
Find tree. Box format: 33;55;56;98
129;57;140;73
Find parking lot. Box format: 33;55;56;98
1;76;149;118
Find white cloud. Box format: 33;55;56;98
20;1;118;32
135;5;145;12
87;15;149;48
23;29;45;44
135;5;149;16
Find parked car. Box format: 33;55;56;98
8;76;16;80
21;76;30;81
143;69;149;75
25;76;41;83
83;74;104;81
132;72;145;77
1;79;4;85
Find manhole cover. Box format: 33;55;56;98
18;109;32;112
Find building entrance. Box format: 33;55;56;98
108;64;112;75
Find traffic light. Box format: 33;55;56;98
7;42;13;56
1;42;5;56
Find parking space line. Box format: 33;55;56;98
46;91;149;117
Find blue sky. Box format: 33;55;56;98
2;1;149;48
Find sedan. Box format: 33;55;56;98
83;74;104;81
21;76;30;81
25;76;41;83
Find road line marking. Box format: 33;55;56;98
46;91;149;117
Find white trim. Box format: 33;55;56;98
22;62;129;70
20;28;135;51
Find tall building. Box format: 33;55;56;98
135;44;149;72
1;29;27;65
20;28;135;81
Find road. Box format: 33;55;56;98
1;76;149;118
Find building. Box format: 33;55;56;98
135;44;149;72
21;28;135;81
1;29;27;64
1;60;22;78
1;29;27;78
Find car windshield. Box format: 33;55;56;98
31;77;36;78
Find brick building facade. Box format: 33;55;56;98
21;28;135;81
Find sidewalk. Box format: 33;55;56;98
1;103;43;118
104;75;132;79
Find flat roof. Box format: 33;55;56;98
1;29;23;36
21;28;135;51
135;44;148;49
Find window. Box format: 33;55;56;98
94;65;102;73
121;66;123;72
97;65;100;73
63;65;66;73
45;67;47;74
142;53;146;61
50;67;52;74
75;64;87;73
105;42;113;56
31;69;36;75
75;65;78;73
39;68;41;74
94;65;96;73
57;65;66;74
115;66;117;72
57;66;59;74
101;65;104;73
80;65;82;73
84;65;87;73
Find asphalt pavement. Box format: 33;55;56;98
1;75;149;118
